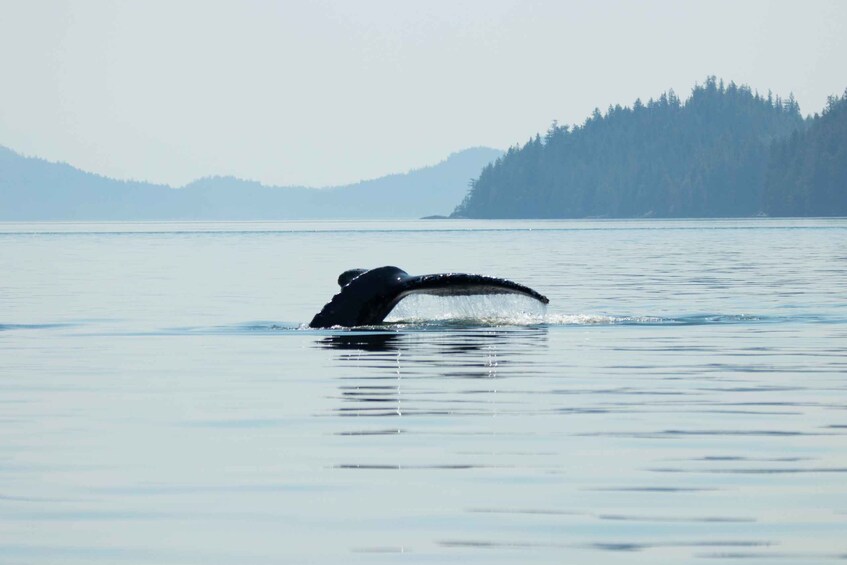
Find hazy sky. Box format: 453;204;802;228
1;0;845;187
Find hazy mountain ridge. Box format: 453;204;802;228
453;78;846;218
0;146;503;220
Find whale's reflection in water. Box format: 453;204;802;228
318;327;548;417
318;330;405;353
318;326;548;354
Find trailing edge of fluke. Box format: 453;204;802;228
309;266;549;328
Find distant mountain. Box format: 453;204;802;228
0;146;502;220
453;77;827;218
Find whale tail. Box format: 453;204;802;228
309;266;549;328
395;272;549;303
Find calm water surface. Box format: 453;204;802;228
1;219;846;564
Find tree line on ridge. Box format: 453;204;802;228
453;77;846;218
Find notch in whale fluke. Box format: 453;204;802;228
309;266;549;328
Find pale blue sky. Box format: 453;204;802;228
1;0;845;187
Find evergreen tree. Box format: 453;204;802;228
763;89;847;216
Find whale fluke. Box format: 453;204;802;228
309;266;549;328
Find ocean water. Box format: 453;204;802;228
1;218;846;564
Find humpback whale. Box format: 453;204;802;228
309;266;549;328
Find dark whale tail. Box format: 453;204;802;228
309;266;549;328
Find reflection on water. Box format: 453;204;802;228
319;328;548;418
318;330;403;352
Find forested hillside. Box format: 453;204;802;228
763;90;847;216
453;77;816;218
